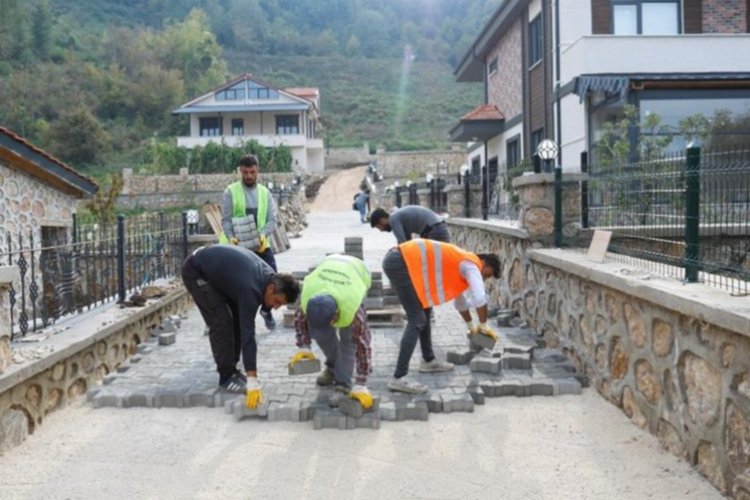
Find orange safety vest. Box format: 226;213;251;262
399;239;482;308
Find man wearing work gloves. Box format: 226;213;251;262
291;254;374;409
382;239;500;394
220;154;279;331
370;205;450;243
181;245;300;408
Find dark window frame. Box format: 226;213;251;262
528;14;543;66
275;115;299;135
199;117;222;137
506;135;521;168
611;0;682;35
231;118;244;136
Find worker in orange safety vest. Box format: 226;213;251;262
382;238;500;394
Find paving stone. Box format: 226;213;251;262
362;297;384;309
234;401;270;421
441;393;474;413
532;348;568;363
268;401;302;422
116;365;130;373
469;332;497;351
468;386;485;405
103;374;118;385
86;388;101;402
92;393;122;408
415;393;443;413
469;357;501;374
447;349;475;365
555;378;583;396
528;381;555;397
125;393;154;407
188;390;218;407
168;315;183;328
288;358;321;376
353;413;380;430
158;332;176;346
501;353;531;371
156;318;178;334
338;396;380;418
313;409;353;430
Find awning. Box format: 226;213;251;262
449;104;505;142
573;75;630;103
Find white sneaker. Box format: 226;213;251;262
388;376;428;394
419;358;455;373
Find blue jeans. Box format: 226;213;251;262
382;248;435;378
356;202;367;222
309;324;355;387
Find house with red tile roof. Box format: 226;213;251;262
173;74;324;172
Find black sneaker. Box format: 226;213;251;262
316;367;335;386
219;372;247;394
260;310;276;331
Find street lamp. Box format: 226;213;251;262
536;139;559;173
536;139;562;247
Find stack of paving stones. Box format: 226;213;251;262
86;301;586;430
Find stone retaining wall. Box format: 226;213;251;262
448;219;750;497
0;274;191;452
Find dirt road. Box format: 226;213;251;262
308;166;367;212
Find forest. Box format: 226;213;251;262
0;0;492;177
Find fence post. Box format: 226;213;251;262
554;164;563;247
181;211;189;261
116;214;126;303
464;173;471;217
580;151;589;229
395;187;402;208
481;165;488;220
685;144;701;283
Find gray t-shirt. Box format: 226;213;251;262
389;205;442;243
221;183;278;239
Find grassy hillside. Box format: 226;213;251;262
226;53;482;149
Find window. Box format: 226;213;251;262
613;1;680;35
529;15;543;66
231;119;244;136
249;82;279;100
488;57;498;75
199;117;221;137
216;83;245;101
531;128;544;155
276;115;299;135
506;137;521;168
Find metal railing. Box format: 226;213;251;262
585;144;750;294
2;212;188;339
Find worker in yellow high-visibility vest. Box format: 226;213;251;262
219;154;279;331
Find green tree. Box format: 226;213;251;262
46;107;110;166
31;0;52;60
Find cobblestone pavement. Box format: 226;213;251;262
88;211;584;429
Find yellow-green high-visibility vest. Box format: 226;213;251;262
218;181;270;243
301;254;371;328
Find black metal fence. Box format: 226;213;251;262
585;145;750;294
2;212;188;339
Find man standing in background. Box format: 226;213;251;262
220;154;279;331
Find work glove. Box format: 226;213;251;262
288;347;316;368
245;376;263;409
477;322;498;341
230;237;240;245
465;320;478;336
258;235;270;253
348;384;374;409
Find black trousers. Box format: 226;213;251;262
182;256;251;378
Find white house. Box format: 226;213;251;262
173;74;325;172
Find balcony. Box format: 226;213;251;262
176;134;309;149
561;34;750;84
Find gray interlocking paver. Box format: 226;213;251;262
86;211;584;429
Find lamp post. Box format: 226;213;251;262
537;139;562;246
425;173;435;210
460;165;471;217
394;180;402;208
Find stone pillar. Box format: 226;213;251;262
0;266;20;374
445;183;482;218
511;173;587;239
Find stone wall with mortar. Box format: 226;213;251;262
448;218;750;496
0;286;191;452
118;168;298;210
375;150;465;181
